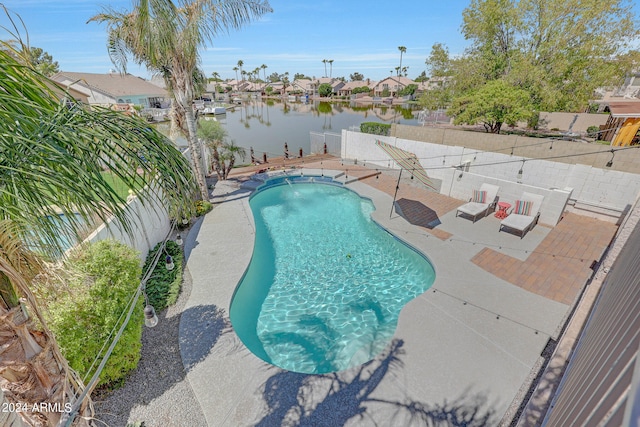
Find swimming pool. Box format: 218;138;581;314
229;176;436;374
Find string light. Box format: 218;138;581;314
176;234;183;246
606;150;615;167
517;160;525;181
165;255;175;271
144;305;158;328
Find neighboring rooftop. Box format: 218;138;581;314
50;71;167;98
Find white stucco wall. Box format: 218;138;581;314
83;185;172;261
341;130;640;224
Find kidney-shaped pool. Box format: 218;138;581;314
230;176;435;374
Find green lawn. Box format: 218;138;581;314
100;171;143;200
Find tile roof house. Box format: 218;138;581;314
337;80;375;97
303;77;346;97
373;76;415;97
50;71;169;108
291;79;316;95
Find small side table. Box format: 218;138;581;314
495;201;511;219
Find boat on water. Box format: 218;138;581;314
201;105;227;115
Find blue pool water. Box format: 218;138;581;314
229;177;436;374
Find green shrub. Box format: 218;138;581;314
142;240;183;311
195;200;212;216
586;125;600;138
318;83;333;97
352;86;370;95
360;122;391;136
46;240;143;387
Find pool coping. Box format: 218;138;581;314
180;169;570;426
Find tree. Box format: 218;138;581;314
261;63;267;82
419;85;452;112
218;140;246;179
426;43;453;79
237;59;244;81
448;79;533;133
350;72;364;81
90;0;272;201
27;47;59;76
414;71;428;82
0;43;195;426
461;0;518;80
458;0;640;112
233;66;239;82
398;46;406;77
328;59;334;78
280;72;290;94
322;59;327;77
398;83;417;97
197;118;227;180
318;82;332;97
268;71;279;82
352;86;370;95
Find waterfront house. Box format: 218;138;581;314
50;71;169;109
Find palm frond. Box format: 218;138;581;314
0;49;196;257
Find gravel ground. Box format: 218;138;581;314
93;263;207;427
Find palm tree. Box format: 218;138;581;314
233;66;239;83
261;64;267;81
219;140;246;179
398;46;406;77
90;1;272;201
322;59;327;77
328;59;334;78
0;44;195;426
197;118;227;180
237;59;244;81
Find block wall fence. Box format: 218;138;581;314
341;128;640;225
82;185;172;262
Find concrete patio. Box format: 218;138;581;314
179;159;617;426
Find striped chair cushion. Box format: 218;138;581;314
471;190;487;203
514;199;533;216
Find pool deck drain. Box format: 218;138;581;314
179;164;617;426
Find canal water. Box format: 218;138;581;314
158;99;421;160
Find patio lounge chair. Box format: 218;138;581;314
499;192;545;238
455;183;500;223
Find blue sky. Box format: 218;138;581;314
0;0;471;81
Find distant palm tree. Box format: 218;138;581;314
261;63;268;90
261;63;267;81
322;59;327;77
237;59;244;81
398;46;406;77
233;66;239;83
329;59;334;78
91;0;272;200
211;71;220;80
